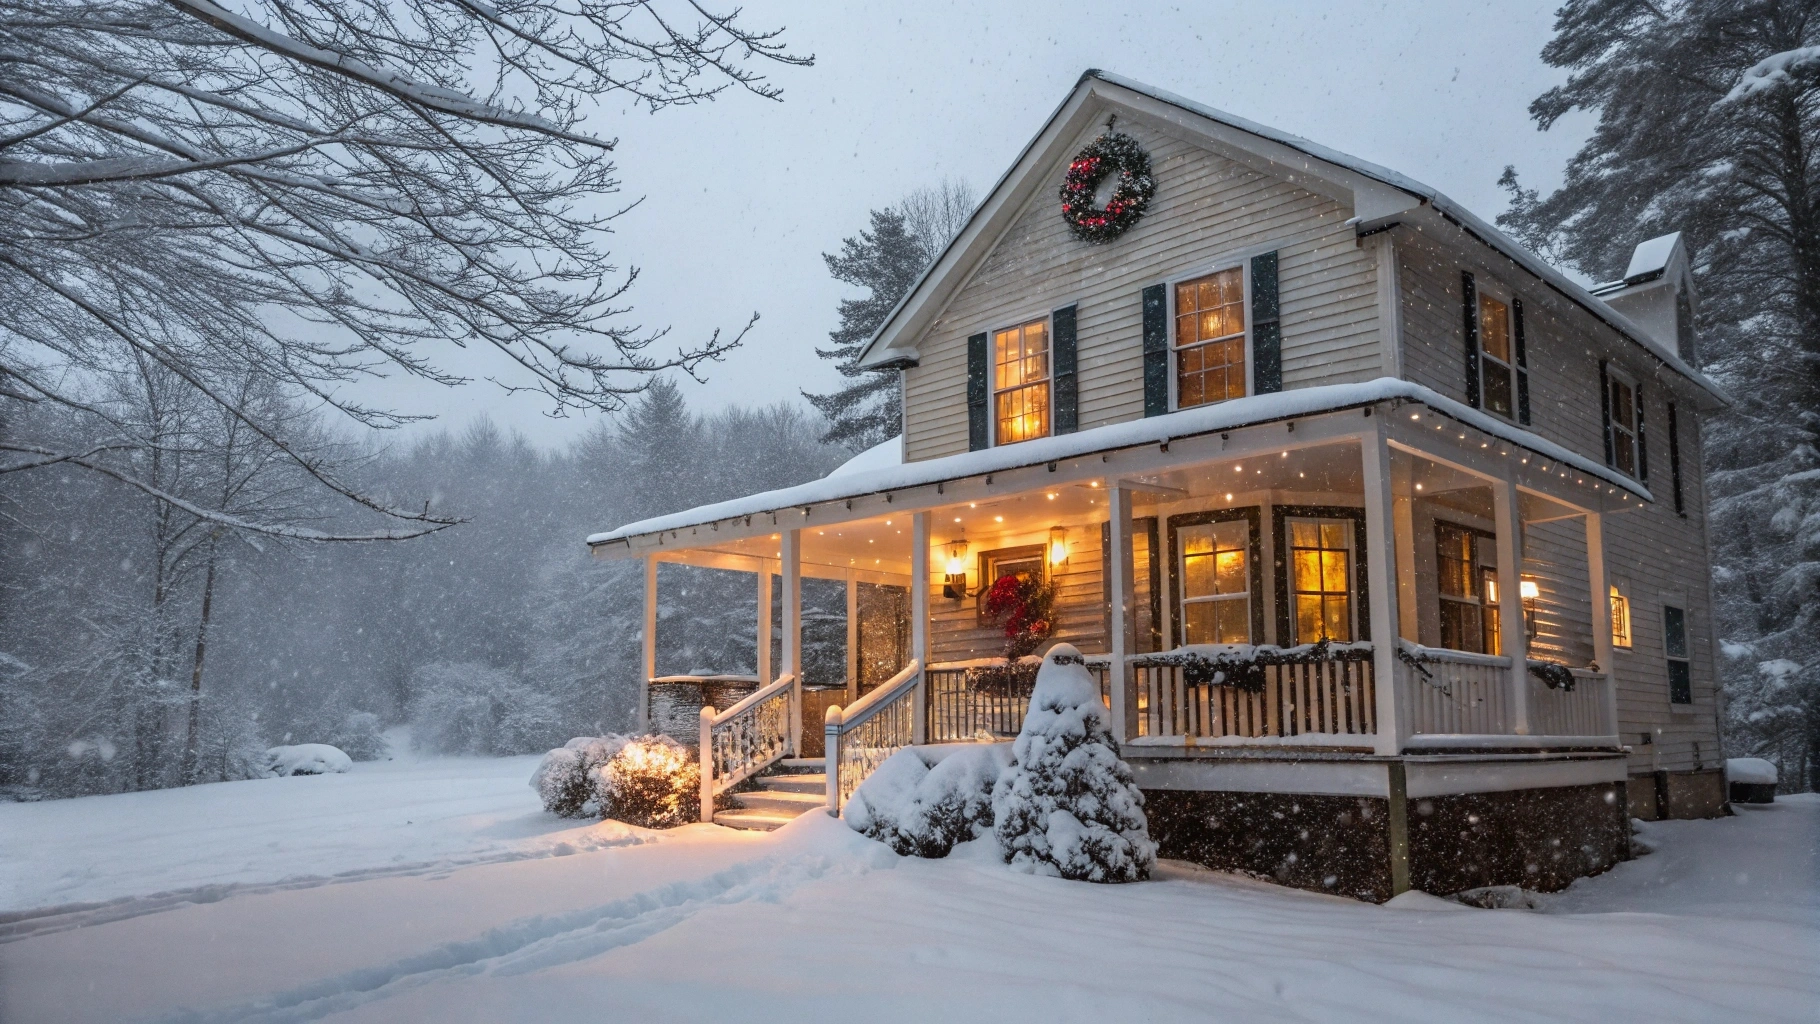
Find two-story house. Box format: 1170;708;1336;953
587;71;1729;901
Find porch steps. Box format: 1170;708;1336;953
713;766;827;831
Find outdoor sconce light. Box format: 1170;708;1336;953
1048;525;1069;568
1520;579;1541;638
943;537;969;599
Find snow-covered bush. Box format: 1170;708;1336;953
531;735;631;817
845;744;1010;857
264;744;352;777
993;643;1155;882
596;735;699;828
328;712;389;762
408;662;566;756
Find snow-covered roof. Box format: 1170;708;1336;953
826;436;902;478
588;377;1648;547
856;70;1723;404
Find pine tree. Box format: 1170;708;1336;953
1500;0;1820;790
803;209;928;451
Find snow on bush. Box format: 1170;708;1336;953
531;735;631;818
845;745;1010;857
992;643;1155;882
595;735;699;829
328;712;389;762
264;744;352;777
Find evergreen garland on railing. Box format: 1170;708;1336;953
1130;639;1373;695
1526;659;1578;692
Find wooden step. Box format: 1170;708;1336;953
710;807;799;831
755;773;826;795
778;758;825;771
729;789;823;816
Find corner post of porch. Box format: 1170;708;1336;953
1492;475;1531;734
641;555;658;734
1585;511;1619;738
1107;485;1138;742
911;510;931;744
755;557;773;686
844;568;859;706
1359;418;1405;756
781;529;802;755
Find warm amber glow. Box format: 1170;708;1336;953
1175;267;1247;408
994;318;1050;444
1519;580;1541;601
1048;525;1069;566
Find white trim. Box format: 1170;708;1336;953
1404;754;1626;797
986;312;1056;448
1130;756;1389;797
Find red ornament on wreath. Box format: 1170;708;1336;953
1058;122;1155;244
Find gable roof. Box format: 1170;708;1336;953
857;70;1724;405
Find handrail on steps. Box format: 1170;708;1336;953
698;673;798;823
822;659;921;818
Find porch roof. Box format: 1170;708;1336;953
587;378;1651;552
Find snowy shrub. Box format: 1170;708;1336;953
408;662;567;756
845;744;1010;857
263;744;352;776
993;643;1156;882
328;712;389;762
595;735;699;828
531;734;631;817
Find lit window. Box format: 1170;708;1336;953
1610;585;1632;648
1290;519;1353;643
1609;375;1639;477
1436;522;1501;655
1175;268;1247;409
1478;295;1516;419
1663;605;1691;704
993;318;1049;444
1180;519;1250;644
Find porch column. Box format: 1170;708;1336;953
1108;485;1138;742
1492;476;1531;734
756;558;773;685
911;511;930;744
781;529;802;756
844;568;859;705
1360;422;1406;756
640;555;658;733
1586;511;1619;738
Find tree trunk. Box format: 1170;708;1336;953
181;539;219;785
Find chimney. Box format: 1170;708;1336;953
1591;233;1698;366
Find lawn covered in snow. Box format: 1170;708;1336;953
1;755;1814;1024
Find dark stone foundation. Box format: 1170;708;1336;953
1144;780;1630;903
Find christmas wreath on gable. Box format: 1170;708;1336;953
1058;126;1156;244
984;573;1056;660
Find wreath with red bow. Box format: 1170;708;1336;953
984;573;1057;659
1058;128;1155;244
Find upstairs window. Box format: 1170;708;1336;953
1608;374;1639;476
993;318;1049;444
1175;267;1247;409
1289;519;1354;643
1436;522;1501;655
1477;294;1516;419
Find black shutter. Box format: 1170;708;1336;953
966;331;988;451
1462;271;1481;409
1052;304;1078;434
1142;284;1169;416
1251;250;1282;395
1635;383;1648;482
1667;402;1685;515
1598;359;1614;467
1513;296;1531;425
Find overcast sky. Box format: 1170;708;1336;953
394;0;1596;448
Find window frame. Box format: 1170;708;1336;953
1166;507;1264;647
1473;282;1519;421
974;544;1049;623
1434;520;1502;655
1661;601;1692;705
1607;366;1641;479
1166;259;1253;412
1271;505;1370;646
1609;582;1633;650
988;314;1053;447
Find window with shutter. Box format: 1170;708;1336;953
1667;402;1686;516
1173;266;1247;409
1462;271;1481;409
992;317;1050;445
1608;371;1640;478
1052;304;1078;434
1142;284;1168;416
966;332;988;451
1663;604;1691;704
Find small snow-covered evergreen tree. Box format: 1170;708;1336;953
993;644;1155;882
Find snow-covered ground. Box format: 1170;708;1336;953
1;757;1814;1024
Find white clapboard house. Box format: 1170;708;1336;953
587;71;1729;900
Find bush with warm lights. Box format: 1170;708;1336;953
531;734;630;818
594;734;701;828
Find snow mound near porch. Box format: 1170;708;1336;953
1727;757;1778;785
844;744;1010;858
825;435;901;478
264;744;352;777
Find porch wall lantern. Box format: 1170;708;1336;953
1048;525;1069;569
944;537;970;600
1519;579;1541;638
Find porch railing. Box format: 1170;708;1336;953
1130;646;1377;743
923;656;1112;743
697;673;799;822
1396;642;1616;745
824;659;920;816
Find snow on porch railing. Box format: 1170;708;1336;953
697;673;798;823
823;659;920;816
1395;642;1514;737
1130;642;1376;742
